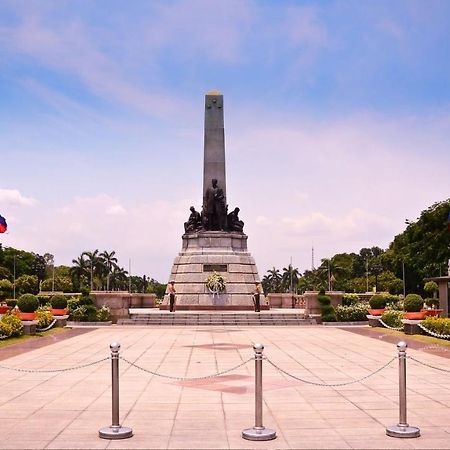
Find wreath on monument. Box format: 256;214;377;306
206;272;226;294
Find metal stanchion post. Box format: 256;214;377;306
386;341;420;438
99;342;133;439
242;343;276;441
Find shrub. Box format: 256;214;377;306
380;310;403;329
97;305;111;322
342;293;360;306
6;299;17;308
1;312;23;336
369;295;386;309
78;293;94;306
421;317;450;336
317;295;331;305
17;294;39;313
424;281;438;296
0;279;13;300
36;307;53;328
425;297;440;308
322;313;337;322
37;295;51;307
317;294;336;321
335;303;369;322
70;304;98;322
0;321;13;337
404;294;423;312
51;295;67;309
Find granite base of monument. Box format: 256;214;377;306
162;231;263;309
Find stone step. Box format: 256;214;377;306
118;316;317;326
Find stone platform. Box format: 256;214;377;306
163;230;262;308
120;308;314;326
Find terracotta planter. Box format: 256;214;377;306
422;309;443;317
403;311;426;320
17;311;37;321
368;308;385;316
0;306;11;314
51;308;68;316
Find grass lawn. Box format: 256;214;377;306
0;327;69;348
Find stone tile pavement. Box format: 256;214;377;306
0;325;449;449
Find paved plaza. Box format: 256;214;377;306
0;325;450;449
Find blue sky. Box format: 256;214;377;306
1;0;450;281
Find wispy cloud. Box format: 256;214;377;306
0;189;36;207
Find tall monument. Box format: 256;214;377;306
163;90;263;309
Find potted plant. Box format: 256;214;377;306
50;294;68;316
423;297;442;316
368;295;386;316
403;294;426;319
17;294;39;321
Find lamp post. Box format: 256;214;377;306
13;253;16;300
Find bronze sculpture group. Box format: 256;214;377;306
184;179;244;233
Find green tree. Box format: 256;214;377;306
15;274;39;295
0;279;13;300
389;198;450;293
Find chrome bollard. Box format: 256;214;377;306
99;342;133;439
242;343;276;441
386;341;420;438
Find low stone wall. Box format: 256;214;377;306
91;292;157;323
267;293;302;309
304;291;344;316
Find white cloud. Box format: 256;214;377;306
0;189;36;206
106;204;127;216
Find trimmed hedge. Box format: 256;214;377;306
51;295;67;309
404;294;423;312
380;310;403;328
17;294;39;313
421;317;450;336
369;295;386;309
335;303;369;322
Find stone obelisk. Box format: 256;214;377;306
203;90;226;203
163;90;263;310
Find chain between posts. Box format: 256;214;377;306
379;318;404;331
119;356;253;381
265;356;397;387
0;357;110;373
408;355;450;373
417;323;450;339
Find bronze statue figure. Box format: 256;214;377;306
203;178;227;231
227;207;244;232
184;206;202;233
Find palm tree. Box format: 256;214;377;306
266;267;282;292
82;250;101;291
100;250;118;291
281;264;300;293
318;258;346;291
70;255;89;290
110;266;128;291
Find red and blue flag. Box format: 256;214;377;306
0;214;7;233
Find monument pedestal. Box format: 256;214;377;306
162;231;263;309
